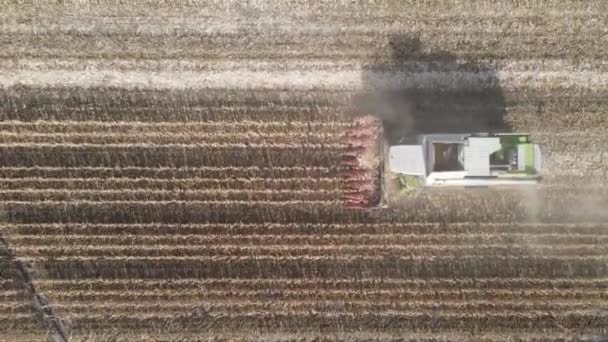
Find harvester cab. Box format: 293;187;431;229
388;133;543;189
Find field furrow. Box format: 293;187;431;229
0;177;342;191
0;144;345;167
4;200;608;224
4;14;608;37
0;166;342;179
0;88;353;122
8;233;608;246
58;311;608;333
4;223;607;236
64;332;608;342
50;300;608;314
0;132;340;145
29;287;608;302
12;244;608;258
35;277;608;291
0;189;341;202
25;256;608;279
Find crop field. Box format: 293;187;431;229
1;1;608;341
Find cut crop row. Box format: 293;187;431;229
0;0;604;16
0;189;342;202
1;201;356;224
5;223;607;237
49;301;608;317
26;287;608;303
27;255;608;279
5;86;608;131
54;311;608;333
8;13;608;46
3;201;606;224
13;244;608;258
35;277;608;292
0;92;351;122
64;332;608;342
2;85;607;126
9;233;608;247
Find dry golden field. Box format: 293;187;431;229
1;1;608;341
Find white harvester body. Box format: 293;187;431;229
389;133;543;188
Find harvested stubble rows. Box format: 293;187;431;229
28;277;608;333
0;243;54;340
1;0;608;341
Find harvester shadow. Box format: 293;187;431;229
354;33;509;145
349;33;534;220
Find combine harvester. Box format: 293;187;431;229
341;121;544;207
389;133;543;190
